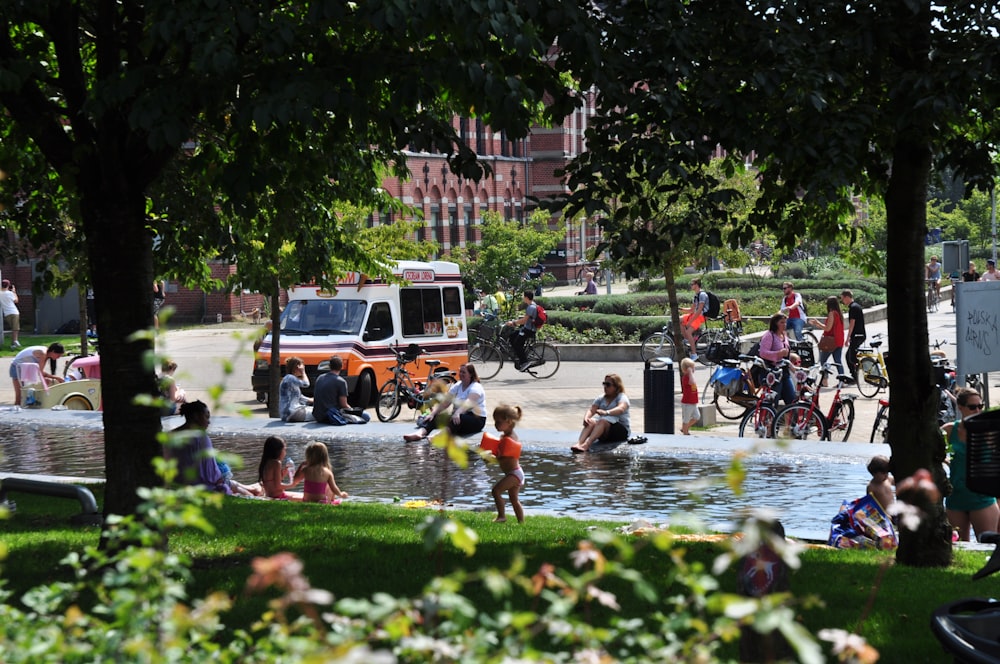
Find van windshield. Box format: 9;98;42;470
280;299;367;336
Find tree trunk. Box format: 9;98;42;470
267;285;281;419
82;188;162;519
885;137;952;567
664;265;683;359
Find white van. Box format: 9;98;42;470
251;260;468;407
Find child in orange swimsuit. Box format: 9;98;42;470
299;442;348;504
481;404;525;523
258;435;302;501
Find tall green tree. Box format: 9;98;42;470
455;210;564;307
0;0;592;518
556;0;1000;565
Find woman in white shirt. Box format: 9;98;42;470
404;363;487;441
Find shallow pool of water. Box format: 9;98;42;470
0;423;868;541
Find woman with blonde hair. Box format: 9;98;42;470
571;373;630;453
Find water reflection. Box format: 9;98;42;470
0;424;865;541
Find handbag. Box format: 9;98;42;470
818;335;837;353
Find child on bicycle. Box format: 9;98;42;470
481;404;525;523
679;357;699;435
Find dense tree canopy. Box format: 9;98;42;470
0;0;594;517
555;0;1000;565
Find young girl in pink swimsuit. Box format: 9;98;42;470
258;436;302;501
299;442;348;505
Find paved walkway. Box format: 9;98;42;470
0;282;972;454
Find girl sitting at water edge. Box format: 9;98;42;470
297;442;348;504
258;435;302;500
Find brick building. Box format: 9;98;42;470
2;100;597;331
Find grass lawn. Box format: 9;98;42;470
1;489;993;661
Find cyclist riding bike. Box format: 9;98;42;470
926;255;942;300
505;290;540;372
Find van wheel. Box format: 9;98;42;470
354;371;373;408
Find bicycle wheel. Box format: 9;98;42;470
738;405;777;438
375;380;402;422
870;404;889;444
856;356;883;398
772;404;827;440
826;398;855;442
715;390;754;420
801;330;820;348
525;342;560;379
469;342;503;380
640;332;677;365
695;329;724;366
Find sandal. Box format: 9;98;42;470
627;436;648;445
570;445;587;454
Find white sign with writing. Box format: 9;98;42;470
955;281;1000;375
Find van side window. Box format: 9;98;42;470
400;288;444;336
365;302;393;341
443;287;462;315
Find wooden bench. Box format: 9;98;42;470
0;477;102;526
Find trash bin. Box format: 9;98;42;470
965;409;1000;497
643;359;674;434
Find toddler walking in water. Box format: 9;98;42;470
481;404;525;523
297;442;348;504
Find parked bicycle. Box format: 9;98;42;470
737;359;790;438
575;263;606;288
703;354;765;420
467;312;560;380
640;315;741;367
772;363;856;441
870;398;889;444
375;343;457;422
855;333;889;399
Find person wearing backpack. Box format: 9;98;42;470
681;278;709;361
506;290;543;372
778;281;807;341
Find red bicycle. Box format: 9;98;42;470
772;364;856;441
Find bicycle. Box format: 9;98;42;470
467;313;561;380
703;354;765;420
855;333;889;399
772;363;856;441
575;263;606;287
737;359;789;438
640;315;739;367
375;343;457;422
926;277;940;313
870;398;889;444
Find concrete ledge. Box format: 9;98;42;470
697;404;717;427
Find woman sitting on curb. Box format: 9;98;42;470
571;373;630;453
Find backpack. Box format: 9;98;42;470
704;291;721;319
533;303;547;327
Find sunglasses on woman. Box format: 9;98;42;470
966;402;984;410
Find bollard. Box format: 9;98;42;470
643;359;674;434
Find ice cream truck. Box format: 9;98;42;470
251;260;469;407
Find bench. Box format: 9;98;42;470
0;477;102;526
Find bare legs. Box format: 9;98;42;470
948;503;1000;542
571;418;611;453
492;473;524;523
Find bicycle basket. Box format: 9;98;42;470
966;409;1000;497
710;366;743;397
402;343;423;363
789;341;814;368
706;340;740;363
